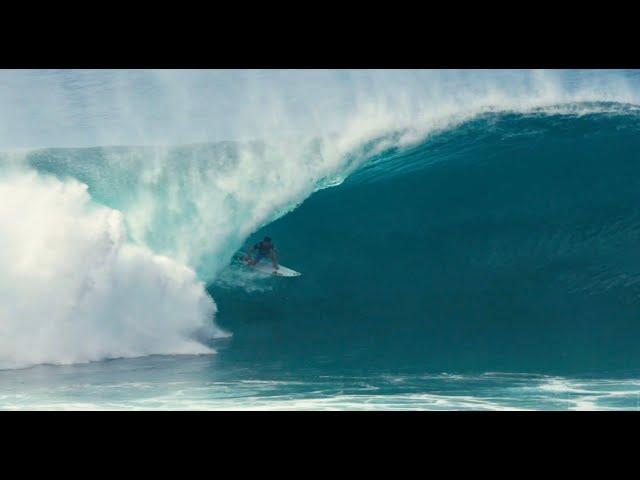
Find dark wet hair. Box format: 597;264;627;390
264;236;272;242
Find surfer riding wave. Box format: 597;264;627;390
245;236;279;270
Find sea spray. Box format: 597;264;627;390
0;168;228;369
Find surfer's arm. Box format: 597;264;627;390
270;249;279;269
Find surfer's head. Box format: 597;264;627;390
263;236;272;244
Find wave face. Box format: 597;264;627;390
212;108;640;374
2;70;640;372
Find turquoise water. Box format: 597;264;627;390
2;355;640;410
213;110;640;374
3;70;640;409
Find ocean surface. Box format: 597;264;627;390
2;69;640;410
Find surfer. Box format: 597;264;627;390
246;236;279;270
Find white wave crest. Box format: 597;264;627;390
0;169;228;369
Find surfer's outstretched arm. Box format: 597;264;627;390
270;249;279;269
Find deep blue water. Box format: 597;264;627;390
212;110;640;375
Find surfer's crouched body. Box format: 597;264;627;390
246;236;279;270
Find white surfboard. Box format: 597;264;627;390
239;255;301;277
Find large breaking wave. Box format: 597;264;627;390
2;69;640;371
